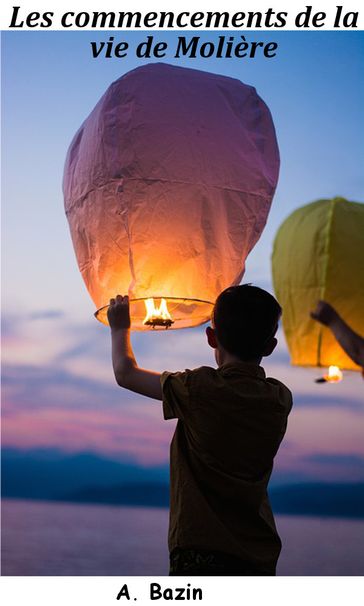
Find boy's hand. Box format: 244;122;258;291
310;300;338;327
107;294;131;330
108;294;162;400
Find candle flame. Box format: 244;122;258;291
143;298;174;328
324;365;343;382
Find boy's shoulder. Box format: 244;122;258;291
161;365;215;392
195;364;293;413
162;364;292;420
264;375;293;413
164;364;291;396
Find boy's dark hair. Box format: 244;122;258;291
213;284;282;361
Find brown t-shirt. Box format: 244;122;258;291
161;363;293;574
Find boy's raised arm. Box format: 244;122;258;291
108;295;163;401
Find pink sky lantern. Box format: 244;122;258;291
63;63;279;330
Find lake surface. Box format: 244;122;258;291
2;499;363;576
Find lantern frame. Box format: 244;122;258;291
95;296;214;330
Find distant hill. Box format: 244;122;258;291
64;482;170;508
61;482;364;517
1;447;169;501
2;448;364;517
270;483;364;519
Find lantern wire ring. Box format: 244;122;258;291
95;295;214;317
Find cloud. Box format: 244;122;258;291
292;391;364;410
305;453;364;468
28;310;65;320
2;361;161;414
273;405;364;482
2;311;77;366
2;311;364;478
293;454;364;483
2;403;174;466
1;316;19;338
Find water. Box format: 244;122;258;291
2;499;363;576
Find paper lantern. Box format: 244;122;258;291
63;63;279;330
272;197;364;371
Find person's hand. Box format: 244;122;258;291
310;300;338;327
107;295;131;330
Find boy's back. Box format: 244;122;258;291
107;285;293;575
162;363;292;575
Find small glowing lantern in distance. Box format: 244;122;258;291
325;366;343;382
64;64;279;330
272;197;364;374
315;365;344;384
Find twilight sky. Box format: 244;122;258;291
2;31;364;484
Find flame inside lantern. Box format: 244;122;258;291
143;298;174;328
324;365;343;382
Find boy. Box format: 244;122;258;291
108;285;292;576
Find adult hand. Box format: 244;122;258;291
107;294;131;330
310;300;338;327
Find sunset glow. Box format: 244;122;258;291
2;30;364;490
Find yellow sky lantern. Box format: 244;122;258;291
272;197;364;373
63;63;279;330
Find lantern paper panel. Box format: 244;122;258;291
63;63;280;330
272;197;364;371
